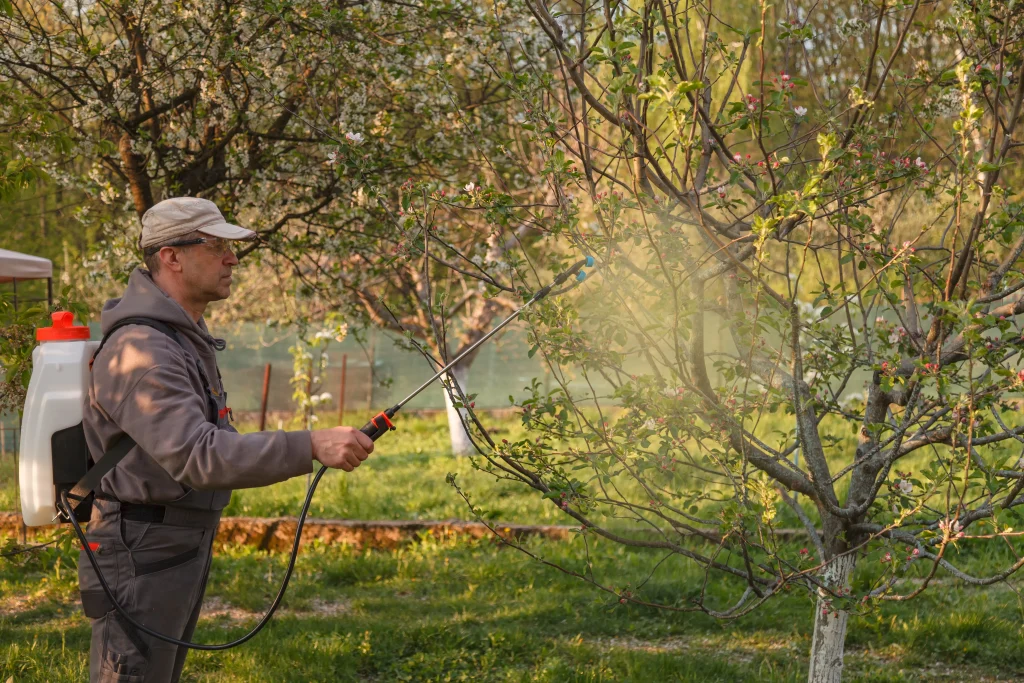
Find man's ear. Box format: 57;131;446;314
159;247;186;273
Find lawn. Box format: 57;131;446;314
3;532;1023;682
2;414;1024;681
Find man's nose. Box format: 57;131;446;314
224;249;239;266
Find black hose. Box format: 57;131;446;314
60;465;328;650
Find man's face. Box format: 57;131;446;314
178;236;240;303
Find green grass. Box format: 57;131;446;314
222;412;562;524
0;454;17;513
3;533;1024;682
6;410;1023;529
4;414;1024;680
0;413;554;524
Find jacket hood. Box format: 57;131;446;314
101;268;227;353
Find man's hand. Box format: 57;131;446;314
310;427;374;472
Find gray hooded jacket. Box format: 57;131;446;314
83;268;312;510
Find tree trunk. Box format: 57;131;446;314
442;363;473;456
807;552;856;682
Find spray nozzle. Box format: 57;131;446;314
584;255;595;267
576;270;587;282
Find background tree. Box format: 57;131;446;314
412;0;1024;680
0;0;535;452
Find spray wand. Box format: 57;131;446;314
358;255;595;441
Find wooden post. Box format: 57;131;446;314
258;363;272;431
306;356;314;488
338;354;347;425
13;423;25;543
306;357;314;423
366;330;376;410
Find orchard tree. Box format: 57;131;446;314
419;0;1024;679
0;0;535;452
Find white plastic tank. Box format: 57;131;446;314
19;312;96;526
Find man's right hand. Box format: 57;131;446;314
310;426;374;472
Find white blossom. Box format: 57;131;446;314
345;131;364;144
794;106;808;116
897;479;913;495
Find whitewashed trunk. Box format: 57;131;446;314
807;552;856;682
442;365;473;456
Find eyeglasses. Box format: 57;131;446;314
143;237;236;258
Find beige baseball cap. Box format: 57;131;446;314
140;197;256;250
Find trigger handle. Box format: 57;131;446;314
359;411;395;441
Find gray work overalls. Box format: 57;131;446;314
78;372;232;682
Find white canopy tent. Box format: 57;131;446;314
0;248;53;541
0;247;54;308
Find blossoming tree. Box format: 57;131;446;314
423;0;1024;679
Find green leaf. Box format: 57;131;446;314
675;81;704;95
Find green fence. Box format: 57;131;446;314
215;324;555;414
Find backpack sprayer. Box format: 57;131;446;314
19;255;595;651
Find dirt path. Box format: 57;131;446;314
0;512;573;551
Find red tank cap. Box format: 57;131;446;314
37;311;91;342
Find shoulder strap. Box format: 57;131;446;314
65;433;136;510
91;317;182;367
92;317;214;406
66;318;213;518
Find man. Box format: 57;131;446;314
78;197;373;682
